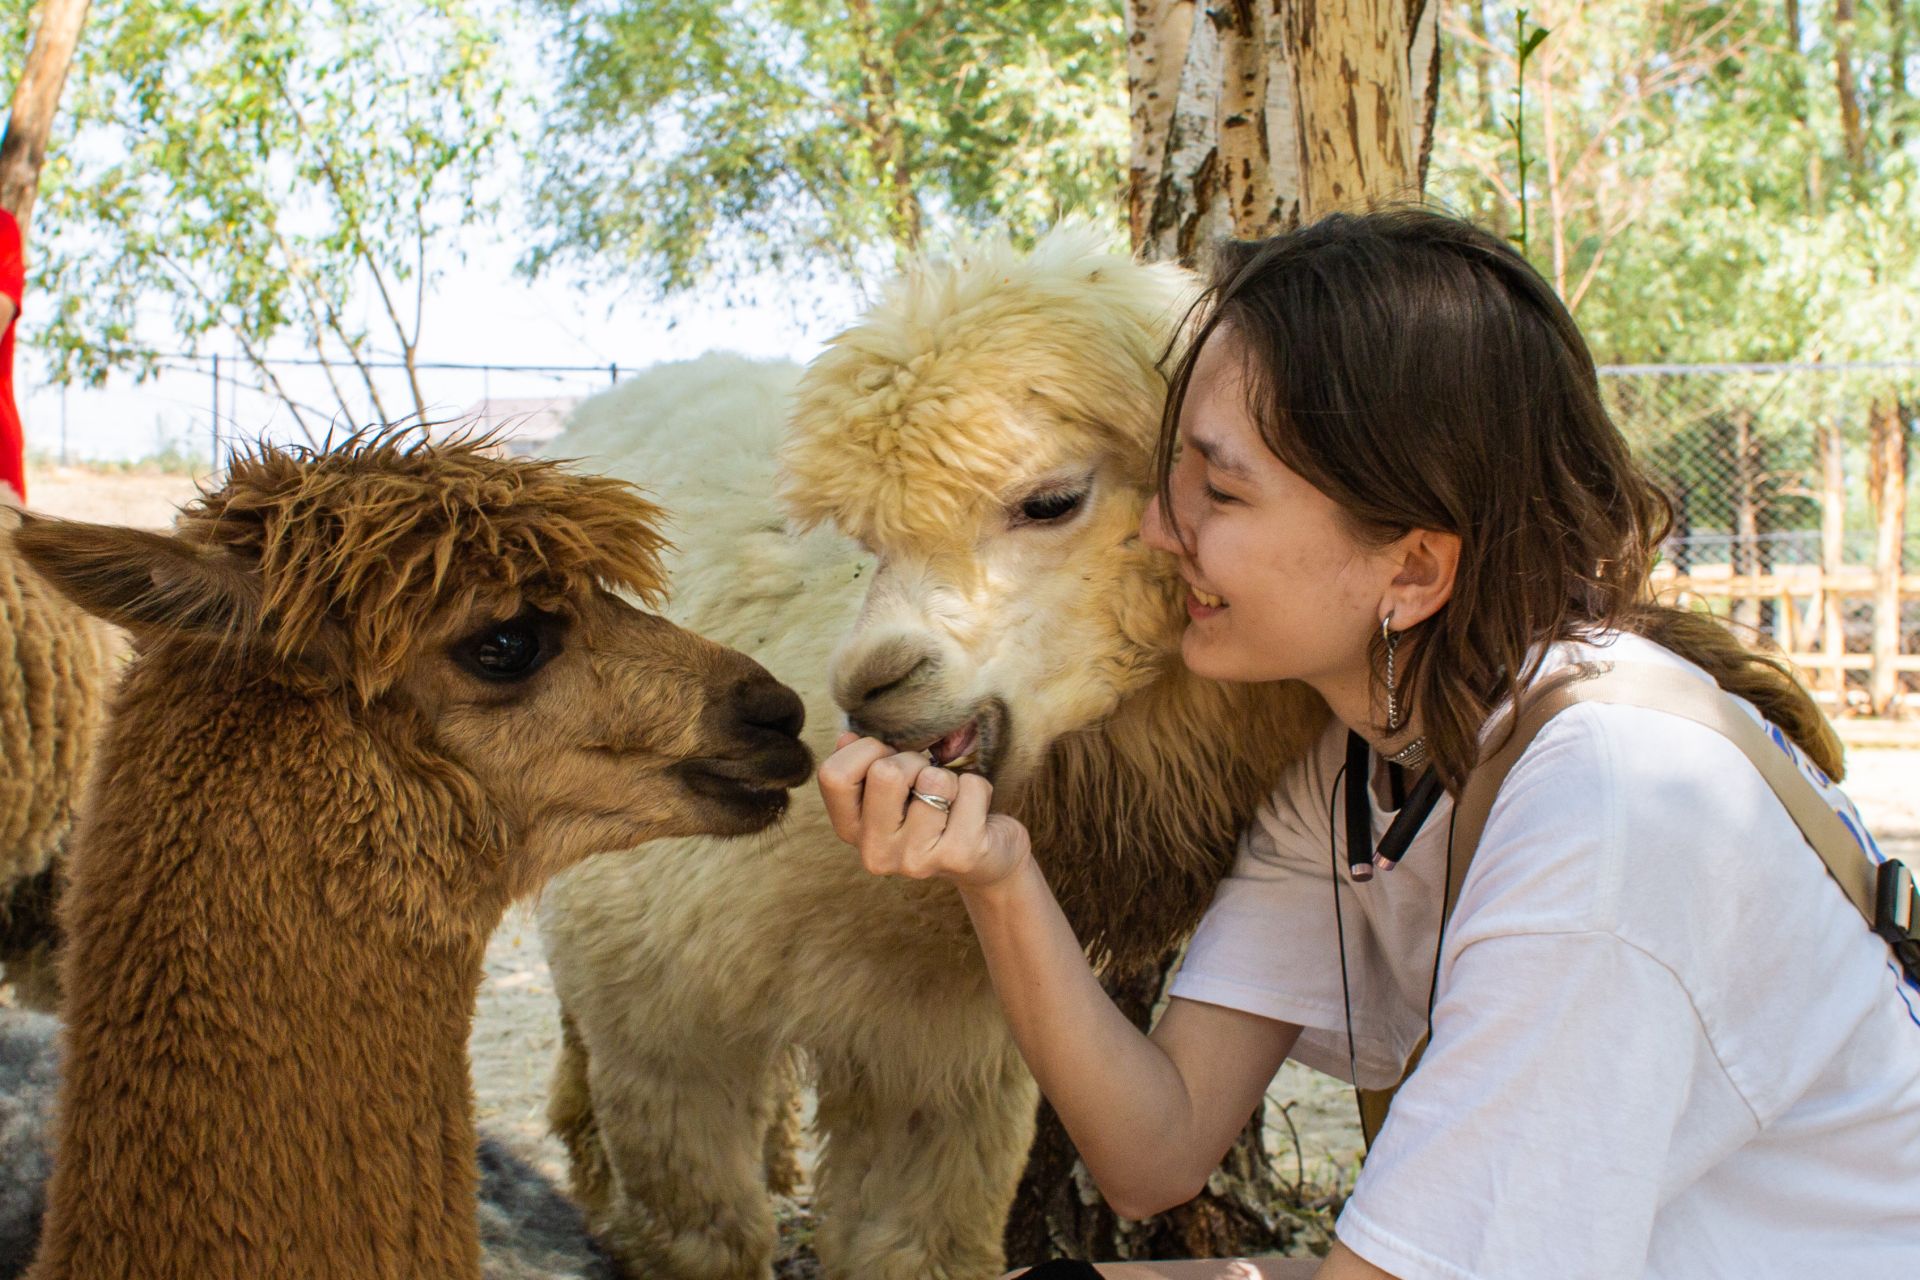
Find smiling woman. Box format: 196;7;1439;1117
820;208;1920;1280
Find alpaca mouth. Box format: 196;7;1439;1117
676;739;814;829
867;697;1008;780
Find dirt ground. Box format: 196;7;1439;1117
22;464;207;529
18;465;1920;1208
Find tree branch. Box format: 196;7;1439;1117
271;75;428;422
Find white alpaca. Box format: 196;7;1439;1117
539;232;1326;1280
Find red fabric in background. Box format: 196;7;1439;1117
0;210;24;503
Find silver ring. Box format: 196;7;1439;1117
909;788;953;813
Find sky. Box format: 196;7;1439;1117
14;224;863;467
7;0;880;468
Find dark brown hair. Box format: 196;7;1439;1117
1155;206;1842;791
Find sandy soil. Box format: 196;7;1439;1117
16;466;1920;1214
21;465;205;529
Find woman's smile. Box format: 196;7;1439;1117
1186;584;1228;618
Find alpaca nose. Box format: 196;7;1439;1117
835;639;938;713
731;675;805;740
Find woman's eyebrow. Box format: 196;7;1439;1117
1189;434;1253;478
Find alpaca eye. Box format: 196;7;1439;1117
1016;489;1086;525
456;617;550;681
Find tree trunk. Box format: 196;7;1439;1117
847;0;921;258
1130;0;1438;263
1868;399;1910;716
0;0;92;231
1834;0;1867;172
1819;419;1848;705
1006;3;1441;1267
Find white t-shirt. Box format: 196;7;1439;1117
1168;632;1920;1279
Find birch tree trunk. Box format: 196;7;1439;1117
0;0;92;231
1130;0;1438;264
1004;2;1441;1266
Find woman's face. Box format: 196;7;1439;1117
1141;330;1397;688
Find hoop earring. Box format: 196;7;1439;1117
1380;613;1430;770
1382;614;1404;734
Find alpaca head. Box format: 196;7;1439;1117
778;227;1196;791
13;432;812;895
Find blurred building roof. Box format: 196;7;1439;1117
453;397;578;455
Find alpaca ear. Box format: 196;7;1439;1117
8;514;263;643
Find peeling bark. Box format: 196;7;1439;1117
1280;0;1421;215
1130;0;1435;264
1129;0;1198;247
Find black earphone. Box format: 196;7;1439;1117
1343;731;1447;880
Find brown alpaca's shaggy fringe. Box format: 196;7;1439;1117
174;428;672;699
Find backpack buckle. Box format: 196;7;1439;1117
1876;860;1920;983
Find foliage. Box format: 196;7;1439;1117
520;0;1129;297
12;0;509;433
1503;8;1551;259
1430;0;1920;372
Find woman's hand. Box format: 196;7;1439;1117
816;731;1034;892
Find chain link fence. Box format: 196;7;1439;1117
1600;363;1918;713
18;354;1918;714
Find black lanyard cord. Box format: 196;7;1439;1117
1328;736;1455;1119
1328;761;1362;1096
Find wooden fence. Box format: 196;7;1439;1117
1651;563;1919;714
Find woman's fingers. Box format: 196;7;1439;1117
857;750;934;854
931;772;991;852
816;736;899;844
896;765;963;877
819;743;1029;890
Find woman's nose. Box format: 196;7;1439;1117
1140;492;1184;556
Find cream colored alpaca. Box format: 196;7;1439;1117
538;233;1326;1280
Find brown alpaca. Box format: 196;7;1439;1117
10;434;811;1280
0;515;116;1009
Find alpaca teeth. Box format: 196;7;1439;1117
944;752;976;771
1192;588;1225;608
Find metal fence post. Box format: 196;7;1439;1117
210;352;220;470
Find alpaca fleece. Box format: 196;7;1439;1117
0;527;114;1007
0;1008;617;1280
15;435;727;1280
538;232;1326;1279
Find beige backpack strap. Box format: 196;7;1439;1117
1355;661;1611;1145
1355;659;1916;1151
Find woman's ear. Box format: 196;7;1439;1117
1382;528;1460;628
